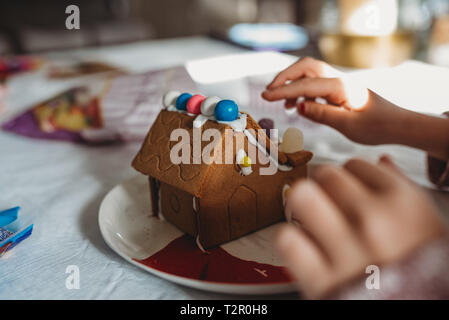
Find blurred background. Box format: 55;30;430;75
0;0;448;68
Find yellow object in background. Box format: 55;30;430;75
338;0;398;36
319;0;414;68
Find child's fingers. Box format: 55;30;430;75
298;100;350;133
286;180;357;262
276;224;329;296
266;57;320;90
378;155;410;181
312;165;371;224
343;158;399;192
263;77;340;102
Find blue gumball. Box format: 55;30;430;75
176;93;192;110
214;100;239;121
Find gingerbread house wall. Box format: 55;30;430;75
196;162;307;248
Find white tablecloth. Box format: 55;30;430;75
1;36;448;299
0;37;297;299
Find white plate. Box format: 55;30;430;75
98;175;296;295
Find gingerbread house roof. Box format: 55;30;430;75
132;109;312;197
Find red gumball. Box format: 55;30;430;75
186;94;205;115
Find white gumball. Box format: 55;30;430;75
163;91;180;108
201;96;220;116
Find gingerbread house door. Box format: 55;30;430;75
228;185;257;239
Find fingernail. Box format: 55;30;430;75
299;102;306;115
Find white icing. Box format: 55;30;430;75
193;196;198;212
193;114;210;128
163;91;180;109
217;113;247;132
166;105;178;112
241;166;253;176
196;235;209;254
236;149;246;163
163;92;292;172
243;129;292;172
236;149;252;176
193;113;247;133
201;96;220;116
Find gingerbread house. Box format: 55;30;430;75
132;92;312;248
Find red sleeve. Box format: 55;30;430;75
323;235;449;300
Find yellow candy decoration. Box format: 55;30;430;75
241;156;252;167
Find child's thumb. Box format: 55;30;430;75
298;101;349;132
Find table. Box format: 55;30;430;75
1;36;448;300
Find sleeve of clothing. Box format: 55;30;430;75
427;111;449;188
323;235;449;300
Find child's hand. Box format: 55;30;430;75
262;57;408;145
276;156;446;299
263;57;449;159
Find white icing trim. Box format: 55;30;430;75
243;129;292;172
241;166;253;176
193;113;247;132
236;149;246;164
217;113;247;132
193;114;210;128
236;149;252;176
167;104;292;171
196;235;209;254
193;196;198;212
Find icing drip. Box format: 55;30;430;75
196;235;209;254
193;114;210;129
192;196;198;212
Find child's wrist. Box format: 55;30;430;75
395;111;449;160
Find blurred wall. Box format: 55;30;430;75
0;0;322;54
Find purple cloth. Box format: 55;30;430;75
2;110;82;142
